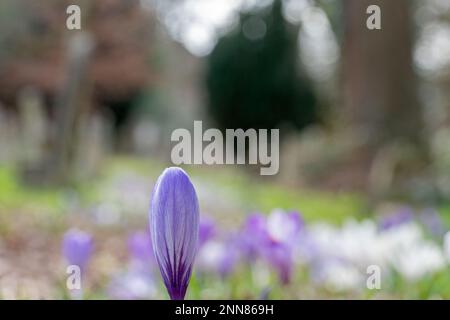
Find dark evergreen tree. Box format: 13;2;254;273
206;0;317;131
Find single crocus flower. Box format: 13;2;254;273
62;229;93;272
149;167;199;300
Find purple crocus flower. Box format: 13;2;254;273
266;210;304;243
196;237;239;279
149;167;199;300
261;241;293;285
253;210;303;285
238;214;269;261
62;229;93;271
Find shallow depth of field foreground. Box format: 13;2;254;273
1;158;450;299
1;0;450;299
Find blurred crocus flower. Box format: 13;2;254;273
62;229;93;271
266;210;304;244
199;216;217;248
378;207;413;231
261;241;293;284
238;214;269;261
311;257;364;292
108;270;157;300
239;210;303;285
264;210;304;284
419;208;446;236
128;231;154;266
197;238;239;278
149;167;199;300
392;241;446;280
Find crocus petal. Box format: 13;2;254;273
149;167;199;300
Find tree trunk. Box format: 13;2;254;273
341;0;428;198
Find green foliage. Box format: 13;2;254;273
206;0;317;132
0;166;63;213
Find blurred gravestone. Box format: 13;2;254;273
0;108;7;162
17;87;46;167
74;112;112;181
52;33;94;184
0;0;154;156
21;32;95;185
132;118;163;156
0;108;22;165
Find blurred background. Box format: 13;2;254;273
1;0;450;299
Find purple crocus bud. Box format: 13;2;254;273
149;167;199;300
62;229;93;271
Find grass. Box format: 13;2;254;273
0;166;64;213
3;156;450;228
